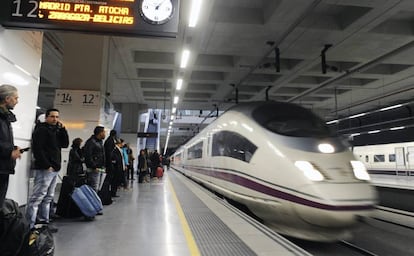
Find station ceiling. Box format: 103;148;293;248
37;0;414;149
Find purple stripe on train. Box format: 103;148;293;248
184;165;375;211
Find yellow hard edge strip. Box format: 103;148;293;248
167;176;201;256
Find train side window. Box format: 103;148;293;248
374;154;385;162
212;131;257;162
389;154;396;162
187;142;203;160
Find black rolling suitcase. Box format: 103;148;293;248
98;174;112;205
55;175;85;218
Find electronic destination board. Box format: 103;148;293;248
0;0;180;38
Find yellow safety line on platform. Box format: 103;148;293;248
168;176;201;256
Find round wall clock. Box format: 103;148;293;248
140;0;174;25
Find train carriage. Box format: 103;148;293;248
172;101;378;242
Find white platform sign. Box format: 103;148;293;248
54;89;101;121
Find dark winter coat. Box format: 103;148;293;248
32;122;69;171
104;136;116;168
110;147;124;186
67;146;84;176
0;109;16;175
83;135;105;169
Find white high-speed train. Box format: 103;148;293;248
171;101;378;242
353;142;414;175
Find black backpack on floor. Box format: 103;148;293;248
29;225;55;256
0;199;31;256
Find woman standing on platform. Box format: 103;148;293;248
67;138;84;178
137;149;148;183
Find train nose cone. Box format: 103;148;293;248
293;183;377;228
293;203;362;228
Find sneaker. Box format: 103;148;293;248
97;212;103;215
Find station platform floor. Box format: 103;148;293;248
52;170;309;256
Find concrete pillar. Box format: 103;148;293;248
121;103;147;133
61;33;108;92
56;33;111;174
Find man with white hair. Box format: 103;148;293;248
0;84;22;207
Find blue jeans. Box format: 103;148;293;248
87;168;105;192
26;169;58;228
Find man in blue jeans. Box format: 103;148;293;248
26;108;69;232
84;126;106;192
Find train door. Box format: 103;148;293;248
407;147;414;173
395;147;406;175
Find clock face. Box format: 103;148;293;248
140;0;174;25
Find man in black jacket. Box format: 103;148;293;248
26;108;69;231
84;126;106;192
0;84;21;207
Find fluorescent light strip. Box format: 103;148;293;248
326;119;339;125
349;113;366;119
180;50;190;68
189;0;202;27
390;126;405;131
173;96;179;104
172;107;177;114
380;104;402;112
367;130;380;134
176;79;183;90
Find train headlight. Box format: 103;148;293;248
350;160;370;181
318;143;335;153
294;161;324;181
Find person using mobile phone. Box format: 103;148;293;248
26;108;69;232
0;84;21;207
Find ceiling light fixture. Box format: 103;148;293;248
390;126;405;131
189;0;202;27
180;50;190;68
380;104;402;111
349;113;366;119
176;79;183;90
173;96;179;104
172;107;177;114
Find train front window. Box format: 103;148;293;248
252;103;332;137
212;131;257;162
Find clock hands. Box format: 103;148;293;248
155;0;167;10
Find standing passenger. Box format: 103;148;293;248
26;108;69;231
137;149;148;183
150;150;160;178
109;139;125;196
67;138;84;178
83;126;106;192
0;84;21;207
104;130;117;170
126;143;135;180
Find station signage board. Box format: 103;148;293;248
0;0;180;38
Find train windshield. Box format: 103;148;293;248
252;103;332;137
